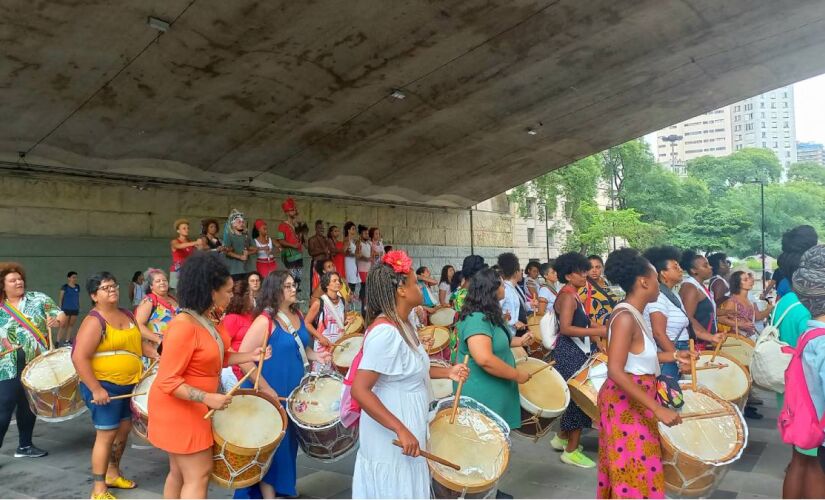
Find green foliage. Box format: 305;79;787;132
564;203;663;254
668;206;751;252
685;148;782;197
788;161;825;186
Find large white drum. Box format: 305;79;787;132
429;359;454;403
430;308;457;327
691;353;751;410
332;334;363;375
21;347;86;422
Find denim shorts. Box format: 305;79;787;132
79;381;135;430
660;339;690;380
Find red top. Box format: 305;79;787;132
332;240;346;278
221;312;254;379
171;241;195;272
278;221;302;252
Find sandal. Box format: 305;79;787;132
91;491;116;500
105;476;137;490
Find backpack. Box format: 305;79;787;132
87;309;137;337
777;327;825;449
340;317;393;428
539;306;560;350
751;302;800;393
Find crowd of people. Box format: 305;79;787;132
1;210;824;499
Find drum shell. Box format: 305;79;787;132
429;307;457;328
331;333;364;376
512;406;557;441
20;348;86;422
566;352;607;422
419;325;451;356
429;359;454;405
344;312;365;336
211;389;287;489
660;385;746;498
130;369;156;444
286;374;358;462
720;334;755;368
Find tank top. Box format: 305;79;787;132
171;241;195;271
256;237;274;261
683;275;717;333
609;303;660;376
91;318;143;385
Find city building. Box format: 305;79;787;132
798;141;825;165
653;85;798;174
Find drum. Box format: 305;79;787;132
429;359;454;404
344;311;365;336
130;368;157;444
211;389;286;489
430;307;457;328
525;315;547;360
331;334;363;375
691;353;751;410
286;373;358;462
514;357;569;441
419;325;451;357
510;346;528;363
660;384;747;497
20;347;86;422
720;334;755;368
429;398;511;498
536;298;548;316
566;352;608;421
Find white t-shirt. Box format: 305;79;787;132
345;239;360;284
537;285;558;311
643;292;690;343
438;282;451;306
357;240;372;274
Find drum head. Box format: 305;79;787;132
721;334;755;366
288;375;342;428
429;406;509;494
517;358;569;418
419;326;450;354
332;335;363;370
430;308;456;327
694;353;750;404
22;348;76;390
132;370;157;413
344;312;364;335
213;394;283;449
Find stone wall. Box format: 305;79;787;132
0;174;513;310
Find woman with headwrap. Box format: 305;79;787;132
276;198;305;290
223;209;256;281
785;244;825;498
775;225;819;299
252;219;278;278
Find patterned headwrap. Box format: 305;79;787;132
793;244;825;316
223;209;246;242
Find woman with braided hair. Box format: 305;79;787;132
351;250;468;499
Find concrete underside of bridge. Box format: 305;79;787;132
3;0;825;208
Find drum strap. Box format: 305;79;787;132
320;295;345;330
276;310;310;369
1;301;48;349
93;349;141;360
182;309;225;364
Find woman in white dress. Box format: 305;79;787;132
351;251;468;499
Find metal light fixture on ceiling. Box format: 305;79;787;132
390;89;406;100
147;16;170;32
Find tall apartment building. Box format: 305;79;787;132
798;142;825;165
730;85;797;169
653;85;798;174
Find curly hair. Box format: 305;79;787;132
201;218;219;236
225;279;252;315
461;255;487;281
343;221;356;236
320;271;341;293
0;262;26;302
177;251;231;314
458;267;507;331
679;249;703;276
643;246;682;274
314;258;335;277
255;270;300;317
605;248;652;294
707;252;728;276
587;254;604;265
553;252;591;284
497;252;520;279
778;225;819;286
524;260;541;276
728;270;749;295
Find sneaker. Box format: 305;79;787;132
748;396;764;406
560;449;596;469
550;433;567;451
744;406;763;420
14;445;48;458
91;491;116;500
495;491;514;499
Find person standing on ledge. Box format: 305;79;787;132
277;198;305;291
170;219;198;290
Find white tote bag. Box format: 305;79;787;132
751;302;800;393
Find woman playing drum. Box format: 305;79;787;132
0;262;65;459
550;253;607;469
305;271;348;371
234;270;330;499
72;272;159;499
598;249;695;499
351;251;467;499
149;252;270;499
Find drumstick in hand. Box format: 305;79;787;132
709;334;726;364
529;361;556;377
449;354;470;424
689;339;697;391
204;367;257;419
392;440;461;471
110;392;147;401
678;409;730;421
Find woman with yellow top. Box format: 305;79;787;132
72;272;159;500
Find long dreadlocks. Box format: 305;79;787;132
365;263;420;348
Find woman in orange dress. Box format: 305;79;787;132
148;252;270;499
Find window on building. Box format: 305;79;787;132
527;228;535;246
784;121;789;128
734;105;741;111
773;142;779;148
527;199;537;218
762;142;767;147
761;102;765;108
771;102;776;108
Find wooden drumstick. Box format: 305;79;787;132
678;409;730;421
204;367;257;419
709;333;726;363
278;396;319;406
0;346;18;358
695;363;728;371
392;440;461;471
734;315;739;336
254;330;269;392
529;361;556;377
689;339;697;391
449;354;470;424
110;391;147;400
138;359;158;384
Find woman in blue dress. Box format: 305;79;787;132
235;270;330;499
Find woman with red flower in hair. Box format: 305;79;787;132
351;250;469;499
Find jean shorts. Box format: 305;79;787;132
79;381;135;430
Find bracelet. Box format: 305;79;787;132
673;351;679;361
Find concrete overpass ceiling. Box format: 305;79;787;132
3;1;825;207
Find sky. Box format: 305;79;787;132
645;72;825;148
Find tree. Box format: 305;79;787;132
565;202;663;254
600;139;657;210
788;161;825;186
509;155;601;219
668;206;751;252
686;148;782;197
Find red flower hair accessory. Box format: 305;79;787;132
383;250;412;275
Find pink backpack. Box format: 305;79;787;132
340;317;393;428
777;327;825;449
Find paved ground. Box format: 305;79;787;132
0;387;785;499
